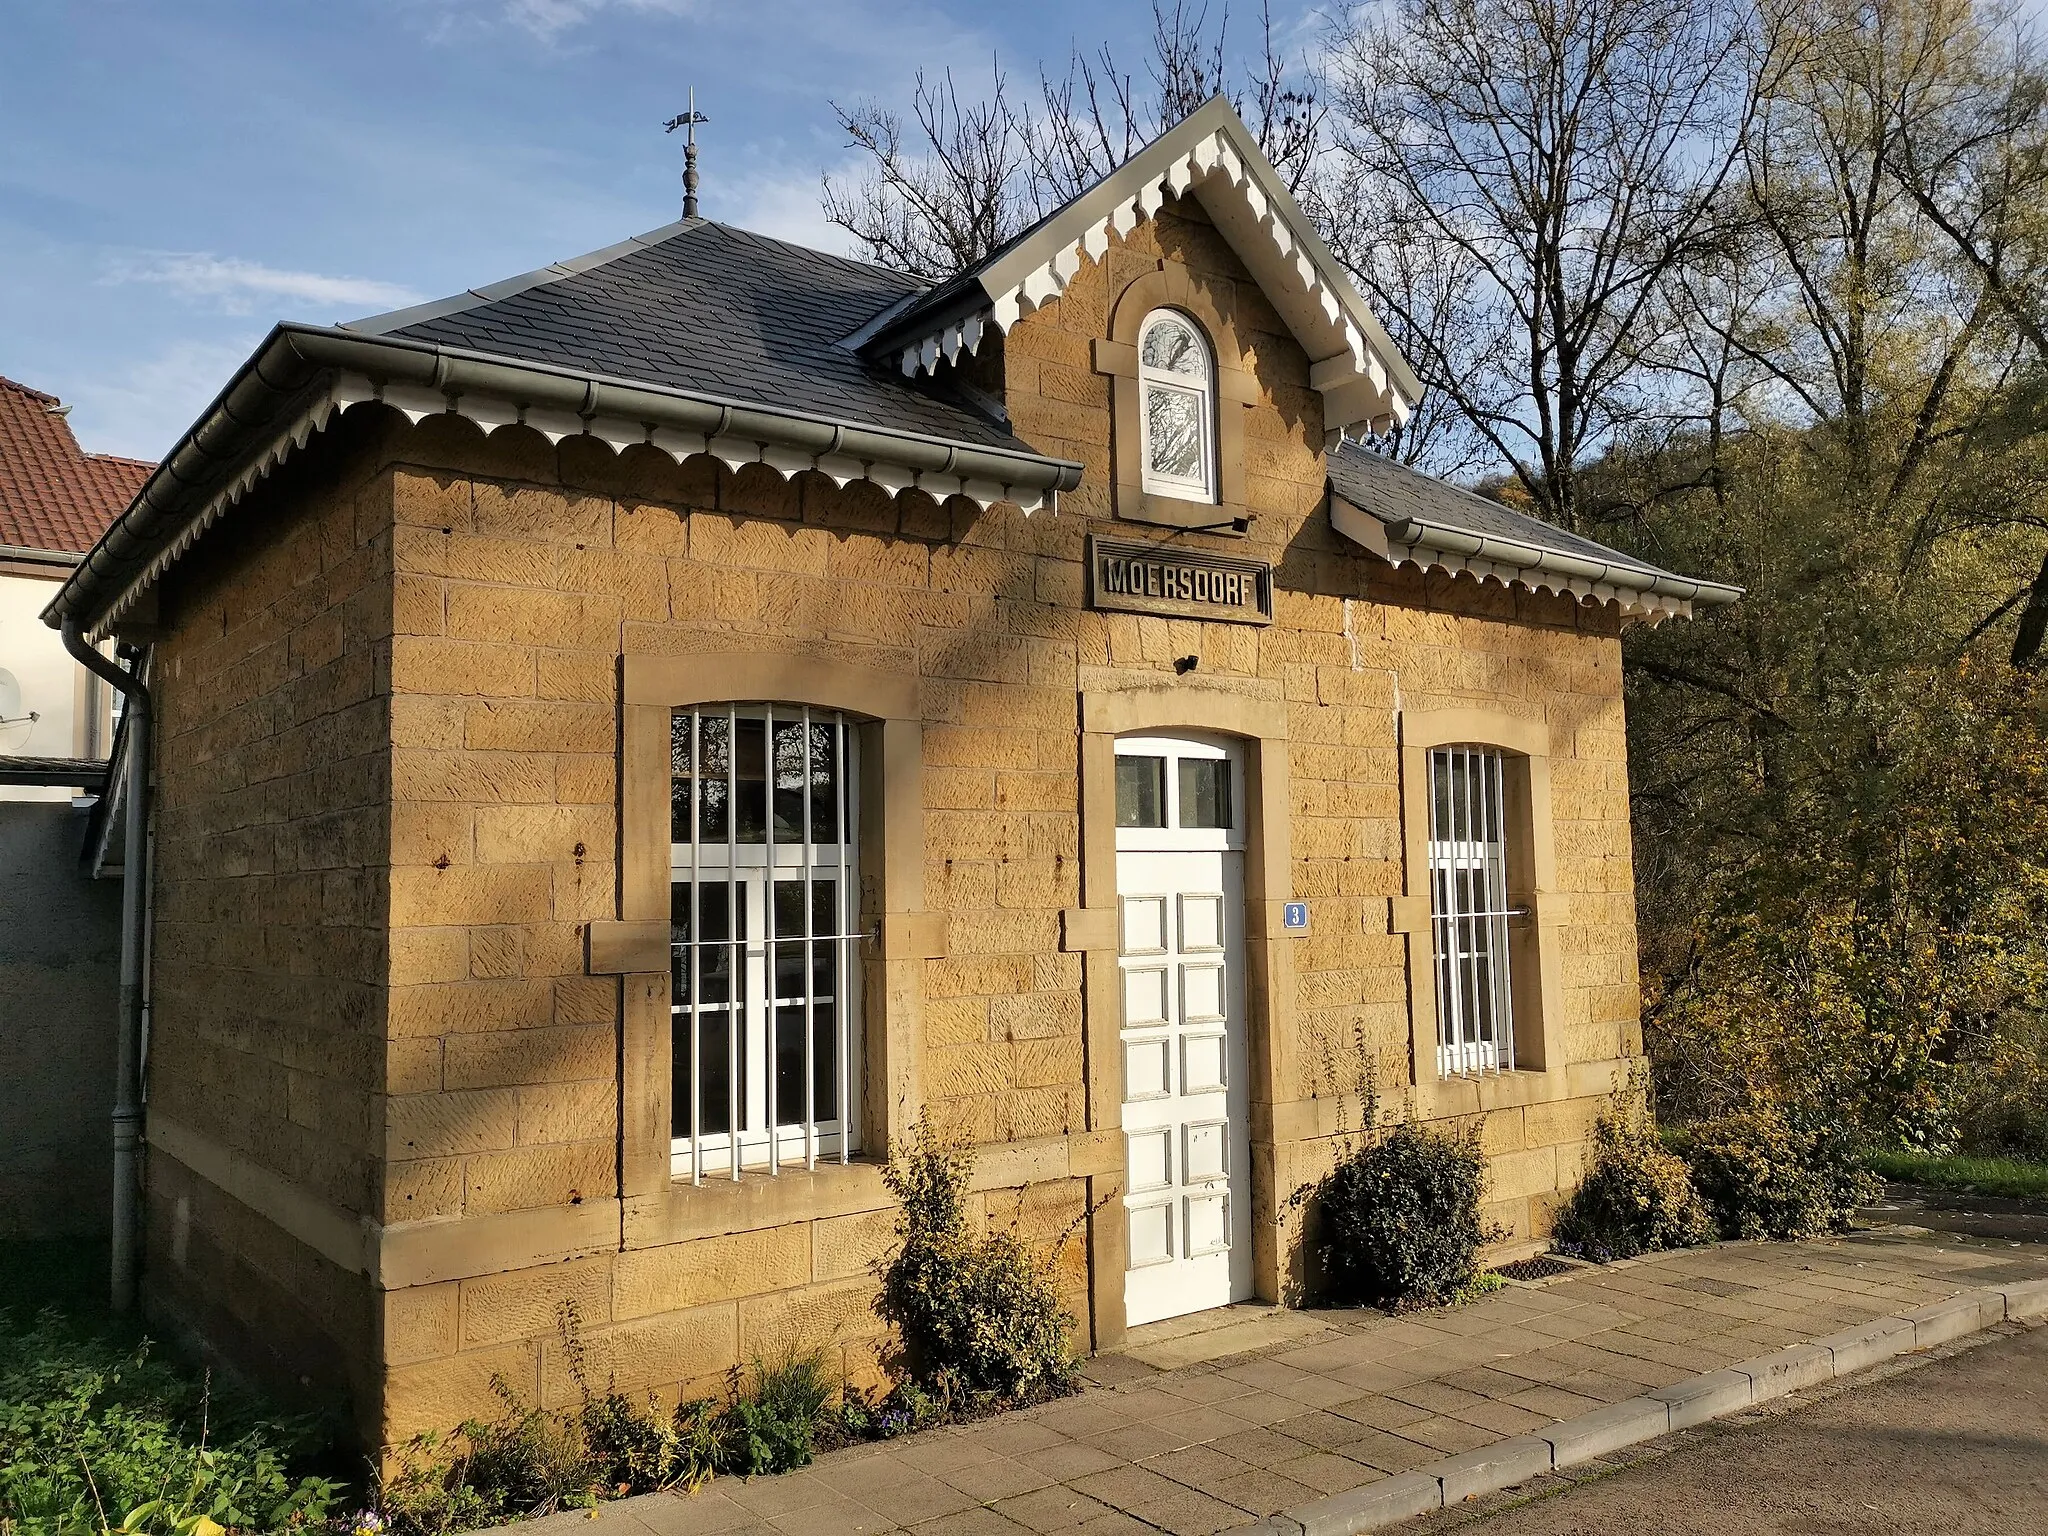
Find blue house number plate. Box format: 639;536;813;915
1282;902;1309;933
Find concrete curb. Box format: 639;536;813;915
1246;1279;2047;1536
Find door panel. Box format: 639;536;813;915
1117;845;1251;1327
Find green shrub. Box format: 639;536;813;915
1314;1119;1498;1310
1676;1108;1881;1241
377;1324;842;1535
1953;1024;2048;1161
707;1353;834;1477
0;1305;341;1536
873;1123;1082;1406
1553;1112;1715;1263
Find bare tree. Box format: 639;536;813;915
822;3;1323;276
821;68;1029;282
1322;0;1778;531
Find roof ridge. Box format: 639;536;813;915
342;217;924;340
0;375;62;406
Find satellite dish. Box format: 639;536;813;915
0;668;30;750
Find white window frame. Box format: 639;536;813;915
669;703;861;1180
1426;745;1518;1076
1113;732;1246;854
1137;309;1217;503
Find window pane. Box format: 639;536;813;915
670;712;694;844
675;1009;736;1137
1145;384;1203;480
808;721;839;844
697;714;730;842
1116;756;1166;828
1141;315;1203;375
772;719;809;842
772;880;839;1000
734;716;767;843
1178;758;1231;829
773;1004;839;1127
671;880;744;1138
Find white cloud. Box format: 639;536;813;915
63;337;267;462
444;0;699;42
106;253;424;316
720;163;859;256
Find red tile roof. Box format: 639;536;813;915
0;375;155;555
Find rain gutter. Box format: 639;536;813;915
1383;512;1745;607
42;322;1085;636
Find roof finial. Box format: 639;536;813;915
663;89;710;219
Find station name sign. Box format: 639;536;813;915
1088;537;1273;626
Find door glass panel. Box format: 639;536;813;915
1177;758;1231;829
1116;756;1166;827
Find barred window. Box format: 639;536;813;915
1427;746;1517;1076
670;705;861;1179
1138;310;1216;502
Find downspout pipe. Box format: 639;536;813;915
62;619;150;1313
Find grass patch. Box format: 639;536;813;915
1865;1150;2048;1201
1;1241;346;1536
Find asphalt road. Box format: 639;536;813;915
1412;1323;2048;1535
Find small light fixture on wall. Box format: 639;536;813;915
1174;655;1199;675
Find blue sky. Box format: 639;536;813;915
4;0;1294;461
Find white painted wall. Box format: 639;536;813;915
0;568;108;802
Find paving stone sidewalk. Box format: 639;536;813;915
535;1232;2048;1536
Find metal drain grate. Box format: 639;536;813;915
1495;1255;1576;1282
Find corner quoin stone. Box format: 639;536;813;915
1433;1435;1555;1505
1648;1367;1753;1430
1543;1396;1670;1468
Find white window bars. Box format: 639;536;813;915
1426;746;1518;1076
1138;309;1216;502
670;704;861;1181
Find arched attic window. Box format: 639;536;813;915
1138;309;1216;502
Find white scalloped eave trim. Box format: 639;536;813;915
86;375;1051;639
896;127;1410;441
1388;544;1694;625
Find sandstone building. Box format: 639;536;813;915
41;100;1737;1447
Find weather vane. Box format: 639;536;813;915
663;88;710;219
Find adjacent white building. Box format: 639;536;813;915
0;375;153;800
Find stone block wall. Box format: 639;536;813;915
144;426;395;1406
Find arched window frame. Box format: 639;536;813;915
1136;308;1218;503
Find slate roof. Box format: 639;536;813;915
1327;443;1730;596
345;219;1017;449
0;377;155;555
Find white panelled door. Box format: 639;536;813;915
1115;732;1252;1327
